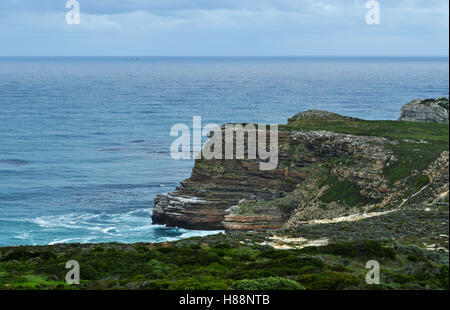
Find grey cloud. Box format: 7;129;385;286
0;0;447;19
0;0;344;15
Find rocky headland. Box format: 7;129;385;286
153;99;449;232
1;98;448;290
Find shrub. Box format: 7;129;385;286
247;255;326;276
298;272;362;290
2;249;37;261
167;276;232;290
146;259;173;278
303;241;396;259
232;277;305;290
160;247;225;266
320;176;380;207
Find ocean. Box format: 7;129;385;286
0;56;448;246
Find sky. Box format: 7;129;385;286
0;0;448;56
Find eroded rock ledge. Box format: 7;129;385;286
153;108;449;231
152;130;304;230
399;97;449;123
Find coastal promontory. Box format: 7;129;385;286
153;100;449;232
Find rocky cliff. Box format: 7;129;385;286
399;97;449;123
152;130;304;230
153;109;449;231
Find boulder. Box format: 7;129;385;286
399;97;449;123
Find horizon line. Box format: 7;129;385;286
0;55;448;59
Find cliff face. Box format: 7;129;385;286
153;109;449;231
152;131;305;230
399;97;449;123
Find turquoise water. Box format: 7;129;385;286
0;57;448;246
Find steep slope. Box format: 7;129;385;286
153;108;449;231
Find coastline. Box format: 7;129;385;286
1;99;448;290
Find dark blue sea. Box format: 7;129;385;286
0;57;448;246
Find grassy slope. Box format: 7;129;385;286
283;116;449;181
235;116;448;217
282;116;448;143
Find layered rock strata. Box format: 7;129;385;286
152;130;305;230
399;97;449;123
153;109;449;231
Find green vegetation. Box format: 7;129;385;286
282;116;449;144
284;116;448;183
0;233;447;290
301;240;396;259
236;194;300;216
420;98;449;110
283;114;448;199
0;112;447;291
288;206;448;249
195;160;225;173
319;176;381;207
384;142;444;185
232;277;305;290
296;272;362;290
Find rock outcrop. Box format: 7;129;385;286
399;97;449;123
152;130;305;230
153;109;449;231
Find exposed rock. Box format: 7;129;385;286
424;151;449;205
153;124;392;230
153;108;449;232
399;97;449;123
153;125;392;230
223;213;284;231
152;130;304;230
288;110;355;123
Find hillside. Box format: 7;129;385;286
1;99;448;290
153;107;449;232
